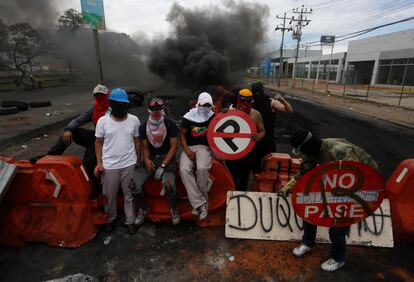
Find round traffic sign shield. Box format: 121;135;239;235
292;161;385;227
207;110;257;160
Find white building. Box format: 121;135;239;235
282;28;414;86
346;29;414;86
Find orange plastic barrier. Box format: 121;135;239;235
0;156;107;248
143;159;235;227
253;153;301;192
386;159;414;242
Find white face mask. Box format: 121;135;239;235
198;106;212;117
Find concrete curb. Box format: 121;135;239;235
0;114;78;152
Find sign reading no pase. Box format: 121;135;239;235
207;110;256;160
292;161;385;227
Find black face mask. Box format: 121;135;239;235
110;101;129;118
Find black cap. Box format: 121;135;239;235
251;82;264;95
290;129;322;157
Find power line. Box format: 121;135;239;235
290;16;414;49
299;0;414;43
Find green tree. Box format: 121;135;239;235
0;18;10;70
8;22;40;83
57;9;83;82
0;18;8;50
58;9;83;31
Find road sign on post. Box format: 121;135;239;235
292;161;385;227
81;0;106;30
80;0;106;83
207;110;256;160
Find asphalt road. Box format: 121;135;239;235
277;94;414;178
1;88;413;281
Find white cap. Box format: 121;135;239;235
196;92;213;106
93;84;109;95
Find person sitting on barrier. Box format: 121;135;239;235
226;88;265;191
279;129;379;272
250;82;293;173
180;92;215;220
47;84;110;183
94;88;141;235
131;97;181;226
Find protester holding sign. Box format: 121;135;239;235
280;129;379;272
180;92;215;220
226;89;265;191
131;97;181;226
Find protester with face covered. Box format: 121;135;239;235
250;82;293;173
180;92;215;220
94;88;141;235
226;89;265;191
47;84;110;181
131;97;180;226
280;129;379;272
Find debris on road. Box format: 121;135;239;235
224;252;235;262
46;111;64;117
45;273;98;282
103;236;112;245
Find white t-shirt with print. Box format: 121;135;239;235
95;114;140;169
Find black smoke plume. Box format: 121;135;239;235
148;1;269;89
0;0;58;28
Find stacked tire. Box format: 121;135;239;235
0;100;52;116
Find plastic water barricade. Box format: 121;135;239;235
0;156;107;248
386;159;414;242
143;159;235;227
253;153;300;192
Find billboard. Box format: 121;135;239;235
80;0;106;30
320;35;335;44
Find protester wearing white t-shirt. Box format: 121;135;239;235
94;88;141;235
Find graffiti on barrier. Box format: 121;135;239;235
225;191;393;248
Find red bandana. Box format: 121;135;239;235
92;95;109;125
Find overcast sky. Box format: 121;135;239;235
44;0;414;54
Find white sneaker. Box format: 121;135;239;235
199;204;208;221
320;258;345;272
292;244;312;257
191;208;199;216
134;209;149;226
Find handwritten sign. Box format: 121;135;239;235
225;191;393;248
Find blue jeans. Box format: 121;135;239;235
302;221;350;262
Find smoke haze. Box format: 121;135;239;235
0;0;58;28
148;1;269;89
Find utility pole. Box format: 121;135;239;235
291;5;312;88
275;13;292;88
92;29;104;84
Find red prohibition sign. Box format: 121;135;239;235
292;161;385;227
207;110;257;160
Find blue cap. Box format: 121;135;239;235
109;88;129;103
